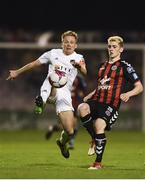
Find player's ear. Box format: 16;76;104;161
120;47;124;53
75;44;77;49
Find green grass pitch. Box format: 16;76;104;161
0;129;145;179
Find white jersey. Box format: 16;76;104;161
38;49;84;90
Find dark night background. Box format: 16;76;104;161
0;0;144;31
0;0;144;132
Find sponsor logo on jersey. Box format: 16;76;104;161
55;65;71;73
98;76;111;90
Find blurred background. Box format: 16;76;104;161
0;0;144;131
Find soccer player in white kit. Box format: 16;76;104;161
7;31;87;158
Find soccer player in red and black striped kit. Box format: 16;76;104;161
78;36;143;170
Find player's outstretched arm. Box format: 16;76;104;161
120;81;143;102
6;59;41;80
83;90;96;102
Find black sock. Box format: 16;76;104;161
94;133;107;163
80;114;95;139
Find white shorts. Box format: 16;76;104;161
41;79;74;114
55;86;74;114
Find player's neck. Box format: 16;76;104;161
109;56;120;64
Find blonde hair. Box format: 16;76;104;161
107;36;124;47
61;31;78;42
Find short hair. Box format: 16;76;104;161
107;36;124;47
61;31;78;42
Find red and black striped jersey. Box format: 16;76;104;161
91;60;140;109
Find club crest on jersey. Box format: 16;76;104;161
111;65;117;71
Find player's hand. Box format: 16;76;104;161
6;70;19;80
70;60;81;69
120;93;130;102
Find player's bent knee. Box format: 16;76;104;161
78;103;90;115
95;119;107;133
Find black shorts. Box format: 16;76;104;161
87;100;119;131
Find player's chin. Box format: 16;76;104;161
110;54;115;58
65;49;74;54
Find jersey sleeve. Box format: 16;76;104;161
75;54;85;64
38;50;52;64
123;62;140;83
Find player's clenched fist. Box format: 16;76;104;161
120;93;130;102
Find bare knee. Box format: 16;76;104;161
78;103;90;117
94;118;106;134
